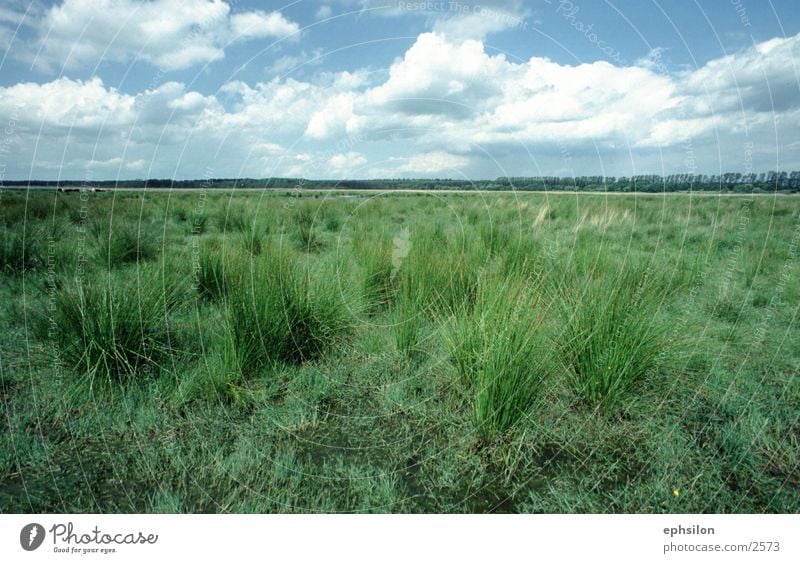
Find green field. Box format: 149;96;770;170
1;188;798;513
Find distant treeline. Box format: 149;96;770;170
4;171;800;192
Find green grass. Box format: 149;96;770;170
558;262;675;406
46;265;188;383
445;274;550;438
1;189;798;513
195;237;230;300
222;245;357;376
94;219;158;268
0;225;42;274
353;226;394;309
293;203;323;252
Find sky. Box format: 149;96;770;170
0;0;799;180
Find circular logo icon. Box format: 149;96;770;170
20;523;45;551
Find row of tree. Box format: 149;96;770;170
4;172;800;192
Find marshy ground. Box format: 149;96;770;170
1;188;798;513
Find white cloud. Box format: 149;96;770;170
315;6;333;20
2;30;800;179
327;151;367;174
364;33;509;116
33;0;299;71
0;76;134;128
401;151;468;173
305;93;356;139
267;49;325;76
431;8;528;40
230;10;299;40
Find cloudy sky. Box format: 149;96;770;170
0;0;799;180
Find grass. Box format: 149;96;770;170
195;237;230;300
46;265;188;383
398;224;485;314
1;188;798;513
94;219;158;268
445;274;550;438
392;283;422;358
353;226;394;309
558;262;674;406
222;245;356;376
293;203;323;252
0;225;42;274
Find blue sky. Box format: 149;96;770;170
1;0;799;180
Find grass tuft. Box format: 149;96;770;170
1;226;42;274
445;274;550;438
49;267;188;382
223;247;355;376
95;220;158;268
559;263;673;406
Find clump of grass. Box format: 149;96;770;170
500;233;542;278
195;238;230;300
559;264;673;406
174;205;189;222
318;202;343;232
49;266;188;382
187;212;209;235
324;214;342;232
237;222;266;256
95;220;158;268
223;247;354;376
171;349;238;407
216;204;253;233
445;275;550;438
293;204;322;251
479;221;512;257
399;225;485;315
392;281;423;358
353;228;394;309
0;226;42;274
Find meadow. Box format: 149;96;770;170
1;187;798;513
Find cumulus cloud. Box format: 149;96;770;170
32;0;299;71
2;30;799;179
328;152;367;175
332;31;800;165
401;151;468;173
0;76;134;128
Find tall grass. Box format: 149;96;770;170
445;274;550;438
215;204;253;233
398;225;485;315
559;263;672;406
195;237;230;300
223;247;354;376
237;219;268;256
0;226;42;274
392;279;423;358
94;220;158;268
293;204;322;252
352;227;394;309
49;266;188;382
